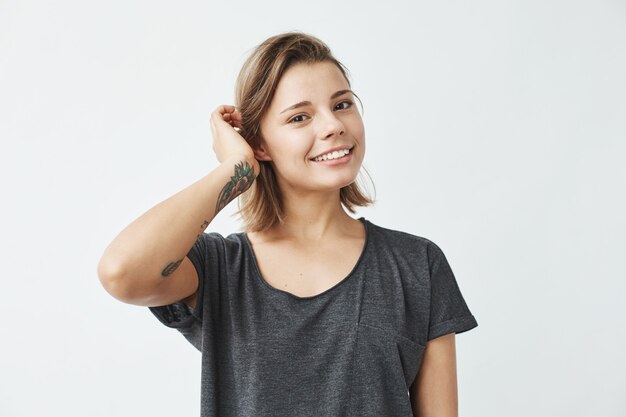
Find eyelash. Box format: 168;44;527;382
288;100;354;124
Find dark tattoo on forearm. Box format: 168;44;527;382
160;168;248;280
196;219;209;240
216;161;256;213
161;220;209;278
162;259;183;277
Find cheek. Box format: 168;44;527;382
269;132;313;167
284;132;314;157
347;114;365;139
352;125;366;149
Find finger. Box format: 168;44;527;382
210;109;222;123
224;114;238;128
216;104;236;115
211;118;224;133
211;109;230;126
228;109;242;128
230;110;242;122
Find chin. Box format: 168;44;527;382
325;173;360;191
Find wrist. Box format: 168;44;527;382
222;154;260;177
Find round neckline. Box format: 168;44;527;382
242;217;370;301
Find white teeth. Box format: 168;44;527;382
314;148;350;161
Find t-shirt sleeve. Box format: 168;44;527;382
426;240;478;341
148;233;210;351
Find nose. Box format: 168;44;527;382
320;111;345;139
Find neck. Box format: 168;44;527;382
259;186;359;243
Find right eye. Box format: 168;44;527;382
288;114;308;124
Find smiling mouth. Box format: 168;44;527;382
311;146;353;162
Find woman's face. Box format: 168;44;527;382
256;61;365;195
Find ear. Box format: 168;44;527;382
253;139;272;162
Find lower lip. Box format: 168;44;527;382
311;151;353;166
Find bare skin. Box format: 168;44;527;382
183;61;367;305
410;333;459;417
97;103;259;308
246;211;365;298
216;62;367;297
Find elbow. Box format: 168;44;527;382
97;258;160;306
97;258;132;302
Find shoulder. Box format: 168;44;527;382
192;230;248;259
197;230;245;245
366;219;435;250
364;219;447;267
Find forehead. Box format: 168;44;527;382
270;61;350;107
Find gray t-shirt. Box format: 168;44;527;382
149;217;478;417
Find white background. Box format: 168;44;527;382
1;0;625;416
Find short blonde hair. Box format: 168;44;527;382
234;31;375;232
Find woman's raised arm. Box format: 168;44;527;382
97;106;258;307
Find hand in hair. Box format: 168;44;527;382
210;105;258;172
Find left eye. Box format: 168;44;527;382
335;101;353;110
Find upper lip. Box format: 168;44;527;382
310;145;353;160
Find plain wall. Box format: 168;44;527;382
1;0;625;415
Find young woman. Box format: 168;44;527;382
98;32;478;417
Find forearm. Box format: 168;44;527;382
97;155;258;293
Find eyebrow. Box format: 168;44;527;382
279;89;354;114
